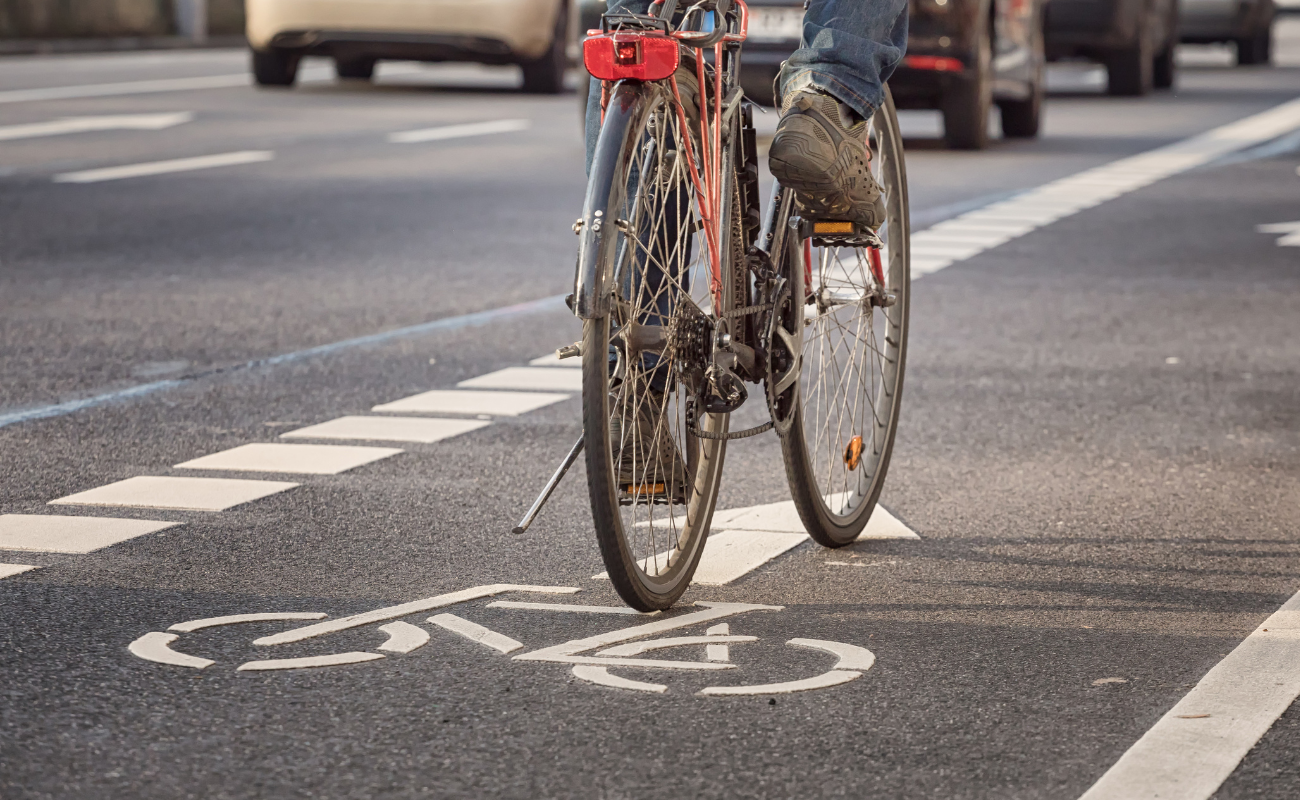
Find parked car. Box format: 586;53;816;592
246;0;570;92
1045;0;1180;95
1180;0;1275;64
740;0;1048;151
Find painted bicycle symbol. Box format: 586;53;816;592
128;584;875;695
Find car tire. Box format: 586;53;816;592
999;14;1044;138
1106;20;1154;96
943;19;992;150
1236;24;1272;65
251;49;300;87
335;58;376;81
521;1;568;94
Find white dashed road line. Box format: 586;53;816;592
1079;589;1300;800
459;367;584;392
0;73;250;105
0;514;179;554
175;442;403;475
53;150;274;184
372;389;569;416
0;112;193;142
50;476;299;512
281;416;491;444
388;118;531;144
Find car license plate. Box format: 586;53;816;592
747;6;803;42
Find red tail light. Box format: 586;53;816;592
903;55;965;72
584;34;680;81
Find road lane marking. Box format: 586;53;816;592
709;500;919;540
571;666;667;693
427;613;523;653
0;73;250;104
0;563;39;579
911;95;1300;279
238;652;384;671
388;119;531;144
175;442;402;475
53;150;274;183
528;353;583;368
0;514;179;554
1078;589;1300;800
0;112;193;142
376;621;430;654
128;631;215;668
459;367;584;393
1257;221;1300;246
169;612;327;632
50;476;299;511
281;415;490;444
254;584;580;646
372;389;569;416
489;601;651;615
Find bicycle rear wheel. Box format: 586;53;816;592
777;87;911;547
581;78;742;610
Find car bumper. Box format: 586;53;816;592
246;0;558;59
1180;0;1273;41
1045;0;1139;53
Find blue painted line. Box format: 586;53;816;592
0;293;569;430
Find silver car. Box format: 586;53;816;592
1180;0;1276;64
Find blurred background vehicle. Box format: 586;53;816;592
246;0;570;91
579;0;1046;151
1045;0;1180;95
1180;0;1276;64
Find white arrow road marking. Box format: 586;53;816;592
128;632;215;669
376;621;430;654
697;669;862;696
0;112;193;142
1078;590;1300;800
53;150;274;184
427;613;523;654
254;584;579;646
488;601;653;616
596;635;757;657
238;652;385;671
571;666;667;693
389;119;530;144
1257;221;1300;246
169;612;327;632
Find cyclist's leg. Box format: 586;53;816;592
777;0;909;119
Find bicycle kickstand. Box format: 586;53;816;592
512;435;585;534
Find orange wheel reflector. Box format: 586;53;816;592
843;435;864;471
813;221;855;235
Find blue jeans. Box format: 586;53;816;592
585;0;909;162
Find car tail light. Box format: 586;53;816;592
584;34;680;81
903;55;965;72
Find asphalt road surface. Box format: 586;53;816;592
2;26;1300;799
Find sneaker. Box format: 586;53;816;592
612;393;688;503
768;89;887;230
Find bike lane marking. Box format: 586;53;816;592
458;367;584;393
0;563;38;580
428;613;524;654
376;622;430;653
0;515;179;554
372;389;569;416
170;612;327;632
1078;589;1300;800
239;652;385;671
280;416;491;444
50;476;299;512
488;601;652;616
175;443;403;475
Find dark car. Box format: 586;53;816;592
1045;0;1180;95
739;0;1047;151
1180;0;1275;65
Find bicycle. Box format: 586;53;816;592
518;0;910;612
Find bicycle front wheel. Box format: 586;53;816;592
581;77;742;611
778;86;911;547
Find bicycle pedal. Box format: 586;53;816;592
791;217;883;249
619;483;684;506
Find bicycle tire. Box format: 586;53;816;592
582;75;744;611
776;86;911;548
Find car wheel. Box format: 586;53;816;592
521;1;568;94
335;58;376;81
1106;17;1154;96
943;18;992;150
1236;24;1272;65
251;49;300;87
1000;14;1044;138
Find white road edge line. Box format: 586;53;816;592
1078;589;1300;800
54;150;274;184
389;118;531;144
